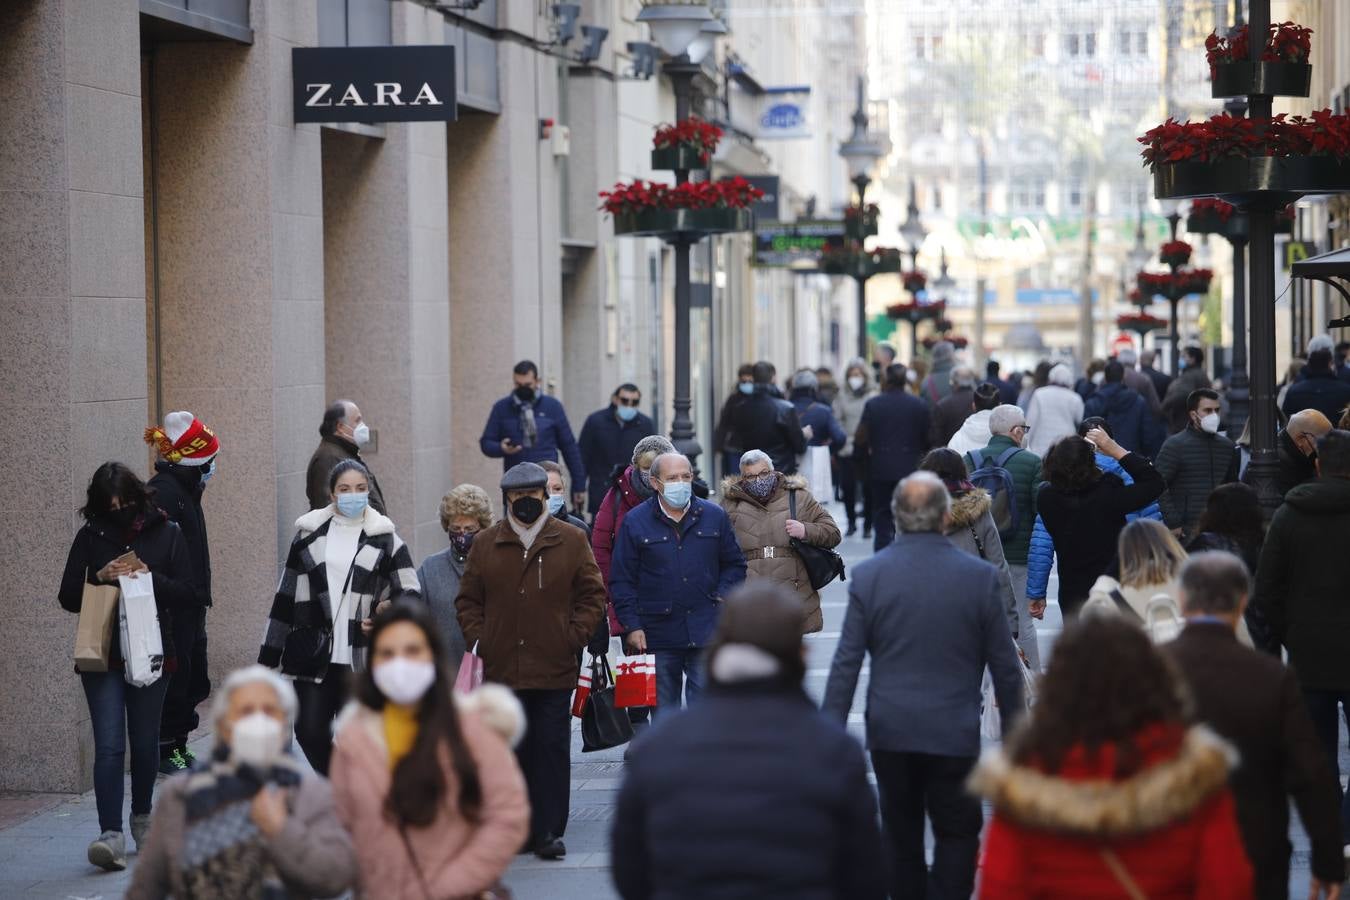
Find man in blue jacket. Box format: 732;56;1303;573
856;363;932;551
480;360;587;512
1083;361;1154;456
610;452;747;717
578;382;656;517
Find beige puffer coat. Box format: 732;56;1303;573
721;473;842;633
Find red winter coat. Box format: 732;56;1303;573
971;724;1254;899
590;465;647;633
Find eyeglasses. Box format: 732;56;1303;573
616;396;641;407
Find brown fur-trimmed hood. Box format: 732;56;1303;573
969;726;1237;837
946;488;991;529
721;472;808;504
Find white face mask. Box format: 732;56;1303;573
1091;371;1106;386
230;711;285;768
1198;412;1220;434
847;375;865;392
351;422;371;447
373;657;437;706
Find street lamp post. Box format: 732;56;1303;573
839;78;885;360
1223;85;1252;440
637;2;718;465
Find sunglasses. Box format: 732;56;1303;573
616;396;642;407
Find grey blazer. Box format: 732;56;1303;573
822;531;1024;757
416;548;468;663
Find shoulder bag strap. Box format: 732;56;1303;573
788;488;798;520
1098;847;1148;900
1108;589;1145;624
397;825;435;900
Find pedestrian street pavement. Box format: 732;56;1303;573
0;498;1326;898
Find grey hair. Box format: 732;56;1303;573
1178;551;1251;615
209;665;299;747
988;404;1026;436
652;451;691;479
951;366;976;389
892;471;950;534
1048;363;1074;387
1308;334;1335;356
1118;347;1138;366
739;449;773;472
632;434;676;467
791;369;818;391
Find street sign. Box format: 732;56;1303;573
293;46;458;124
753;220;846;267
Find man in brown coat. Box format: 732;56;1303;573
721;449;841;634
1164;551;1343;900
455;461;606;861
305;400;387;514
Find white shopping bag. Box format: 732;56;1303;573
118;573;164;687
801;445;834;504
981;651;1038;742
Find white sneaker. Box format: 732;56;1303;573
130;813;152;849
88;830;126;871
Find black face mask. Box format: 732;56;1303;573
513;385;536;403
511;496;544;525
108;506;139;529
449;532;475;558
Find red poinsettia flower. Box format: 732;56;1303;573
1138;108;1350;171
1205;21;1312;76
598;177;764;216
653;117;724;162
902;270;928;293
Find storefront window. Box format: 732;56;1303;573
317;0;392;47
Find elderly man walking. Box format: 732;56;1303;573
823;472;1024;900
455;461;607;860
964;404;1042;669
609;452;747;715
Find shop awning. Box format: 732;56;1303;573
1291;247;1350;328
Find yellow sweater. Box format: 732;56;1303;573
382;704;419;770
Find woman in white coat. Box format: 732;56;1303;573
1025;363;1084;459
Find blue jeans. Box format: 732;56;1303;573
81;671;170;833
1301;688;1350;842
653;648;704;720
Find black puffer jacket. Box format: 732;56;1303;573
721;387;807;474
1255;476;1350;690
58;509;196;668
148;461;211;608
1154;426;1238;537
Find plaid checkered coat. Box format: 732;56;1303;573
259;505;421;681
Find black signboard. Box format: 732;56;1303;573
744;175;780;222
754;220;846;267
293;46;457;124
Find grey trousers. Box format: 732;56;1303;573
1007;564;1040;671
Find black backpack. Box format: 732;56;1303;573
968;447;1023;541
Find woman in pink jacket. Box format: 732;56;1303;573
331;602;529;900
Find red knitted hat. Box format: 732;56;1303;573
144;411;219;466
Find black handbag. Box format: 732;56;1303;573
581;655;634;752
787;490;846;591
280;545;359;678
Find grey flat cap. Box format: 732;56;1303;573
501;461;548;492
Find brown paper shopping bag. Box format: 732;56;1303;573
74;579;120;672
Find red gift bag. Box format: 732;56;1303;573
454;646;483;694
614;654;657;709
571;661;594;718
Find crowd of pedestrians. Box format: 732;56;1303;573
53;337;1350;898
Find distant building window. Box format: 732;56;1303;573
317;0;391;47
1085;32;1096;58
1066;33;1079;57
1118;30;1131;54
915;35;926;59
1137;31;1148;55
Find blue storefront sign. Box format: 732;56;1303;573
1015;288;1099;306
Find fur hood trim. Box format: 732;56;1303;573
295;504;396;537
968;726;1237;838
947;489;991;529
721;472;807;497
336;684;527;751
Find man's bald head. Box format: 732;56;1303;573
892;471;950;534
1289;409;1333;458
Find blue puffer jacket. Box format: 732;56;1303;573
478;394;587;492
609;496;748;650
1025;452;1163;600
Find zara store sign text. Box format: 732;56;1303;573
293;46;458;125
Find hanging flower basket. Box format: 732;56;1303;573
1127;288;1152;309
902;270;928;294
886;299;945;323
845;203;880;240
1154;155;1350;205
922;334;969;350
1138;269;1213;302
861;248;903;277
1187;198;1236;235
1117;312;1168;336
651;117;722;170
1211;62;1312;99
612;206;753;238
1160;240;1193;268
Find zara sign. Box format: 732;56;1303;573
292;46;457;125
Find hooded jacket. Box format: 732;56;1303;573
944;489;1019;638
147;460;212;608
947;409;994;457
721;473;842;634
832;367;876;459
972;724;1252;899
1083;382;1151;455
331;685;530;900
1254;476;1350;690
1025;384;1084;459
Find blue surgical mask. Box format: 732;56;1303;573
336;492;368;519
738;382;755;395
199;460;216;488
547;494;566;516
661;481;692;509
616;404;638;422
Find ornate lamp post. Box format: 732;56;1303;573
839;79;886;359
899;178;926;272
634;1;719;464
